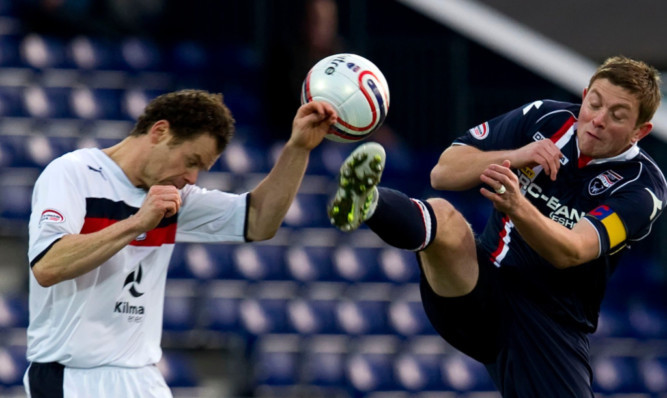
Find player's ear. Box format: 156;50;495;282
582;87;588;100
632;122;652;144
149;120;170;144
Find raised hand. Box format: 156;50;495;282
289;101;337;150
133;185;182;232
510;140;563;181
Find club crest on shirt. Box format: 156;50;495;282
589;170;623;196
39;209;64;227
468;122;489;140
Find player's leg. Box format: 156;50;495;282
328;142;479;297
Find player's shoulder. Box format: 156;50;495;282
40;147;103;177
496;100;579;130
597;147;667;202
635;148;667;196
518;99;580;120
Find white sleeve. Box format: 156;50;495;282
176;184;248;243
28;156;86;265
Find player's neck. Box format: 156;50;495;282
102;136;149;188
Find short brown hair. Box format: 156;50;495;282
130;89;235;152
589;56;662;126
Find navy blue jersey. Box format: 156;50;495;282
454;100;667;332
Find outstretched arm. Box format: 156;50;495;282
480;160;600;268
246;101;336;241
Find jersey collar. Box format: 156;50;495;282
575;135;640;168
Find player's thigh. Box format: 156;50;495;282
418;197;479;297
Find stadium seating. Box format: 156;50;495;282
287;283;345;335
0;35;22;68
0;294;28;330
68;36;125;71
162;280;198;332
441;352;496;393
252;334;301;387
336;297;390;336
0;86;27;117
233;244;288;281
238;281;297;335
200;280;247;334
284;245;337;282
378;247;420;284
592;355;645;394
70;87;124;120
158;350;199;388
20;33;72;69
283;193;330;228
394;337;451;392
186;243;238;280
345;336;400;394
0;345;27;388
332;246;384;283
638;356;667;393
301;335;350;387
0;170;36;220
387;285;437;337
119;37;163;71
22;85;73;119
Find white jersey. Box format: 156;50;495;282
27;148;247;368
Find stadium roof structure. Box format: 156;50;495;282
399;0;667;141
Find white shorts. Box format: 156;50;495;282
24;362;173;398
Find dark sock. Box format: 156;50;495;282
366;187;437;251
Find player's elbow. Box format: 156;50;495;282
246;224;279;242
430;165;473;191
549;249;590;270
31;263;60;287
430;165;451;190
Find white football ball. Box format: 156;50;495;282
301;53;390;143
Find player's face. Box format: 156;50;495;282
146;131;220;189
577;78;652;159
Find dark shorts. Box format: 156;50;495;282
419;245;594;397
27;362;64;398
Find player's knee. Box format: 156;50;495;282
426;198;459;224
426;197;473;238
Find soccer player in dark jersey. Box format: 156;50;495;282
328;56;666;397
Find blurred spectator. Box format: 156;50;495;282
264;0;346;133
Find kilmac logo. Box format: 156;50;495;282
123;264;145;297
115;264;146;319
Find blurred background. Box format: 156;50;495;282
0;0;666;397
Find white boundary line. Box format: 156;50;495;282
397;0;667;141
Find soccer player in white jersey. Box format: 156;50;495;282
24;90;337;397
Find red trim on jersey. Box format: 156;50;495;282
549;116;575;143
80;217;176;246
578;154;593;168
80;217;115;234
490;215;511;263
